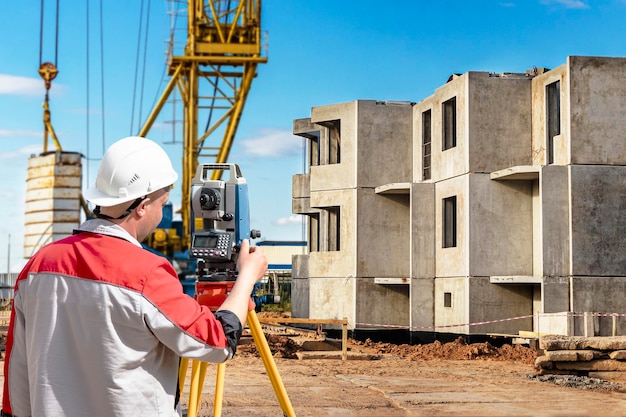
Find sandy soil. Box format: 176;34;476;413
177;321;626;417
3;320;626;416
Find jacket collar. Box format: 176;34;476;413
76;218;142;248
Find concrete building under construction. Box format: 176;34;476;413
291;55;626;340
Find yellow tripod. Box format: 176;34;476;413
180;309;296;417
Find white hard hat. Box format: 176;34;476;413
83;136;178;207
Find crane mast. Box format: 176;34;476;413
140;0;267;249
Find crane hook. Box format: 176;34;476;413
38;62;58;90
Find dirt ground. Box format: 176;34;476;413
4;319;626;416
176;317;626;417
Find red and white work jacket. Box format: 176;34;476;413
2;220;239;417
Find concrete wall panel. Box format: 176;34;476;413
411;183;436;278
467;72;532;172
542;276;570;314
571;276;626;336
355;278;409;327
356;100;413;187
291;255;310;319
435;176;467;277
431;74;468;181
309;188;356;277
434;277;468;334
308;277;355;324
569;56;626;165
469;174;533;276
541;165;571;276
531;64;568;166
411;278;435;329
468;278;533;335
412;97;435;183
310;101;357;191
356;188;410;277
570;165;626;276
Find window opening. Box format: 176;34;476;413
327;206;340;251
546;81;561;164
318;120;341;164
442;97;457;150
422;109;432;180
444;292;452;308
443;196;457;248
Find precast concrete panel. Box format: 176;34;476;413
291;197;313;215
310;101;358;191
469;174;533;276
308;277;355;325
355;100;413;187
310;164;356;192
531;64;567;166
291;255;310;319
431;74;469;181
468;277;533;335
435;176;467;277
568;56;626;165
292;173;314;216
467;72;532;172
434;276;469;334
356;188;409;278
570;165;626;276
290;277;309;319
412;97;435;183
570;276;626;336
542;276;570;314
355;278;409;328
309;188;356;275
541;165;571;276
308;250;355;279
411;278;435;330
292;173;310;200
411;183;436;278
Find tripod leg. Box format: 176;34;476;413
179;357;189;398
213;362;226;417
187;360;203;417
247;309;296;417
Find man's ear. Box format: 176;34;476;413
135;199;148;217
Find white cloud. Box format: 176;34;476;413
0;144;42;160
0;74;44;96
240;128;303;158
0;129;42;139
540;0;590;9
274;215;304;226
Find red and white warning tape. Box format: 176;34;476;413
355;312;626;331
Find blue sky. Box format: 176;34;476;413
1;0;625;272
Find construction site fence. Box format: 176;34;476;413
356;312;626;337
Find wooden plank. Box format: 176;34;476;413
258;317;347;325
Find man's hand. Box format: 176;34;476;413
217;239;268;328
236;239;268;285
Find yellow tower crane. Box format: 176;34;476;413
136;4;294;416
139;0;267;250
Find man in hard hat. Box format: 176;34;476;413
2;136;268;417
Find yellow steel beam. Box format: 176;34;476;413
140;0;266;248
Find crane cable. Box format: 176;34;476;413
83;0;109;187
39;0;59;68
38;0;61;152
130;0;152;135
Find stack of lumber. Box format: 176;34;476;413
535;335;626;382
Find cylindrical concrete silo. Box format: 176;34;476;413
23;151;83;259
